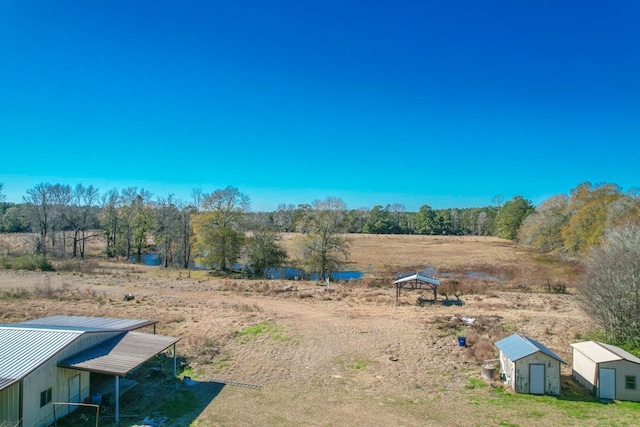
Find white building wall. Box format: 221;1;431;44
514;353;562;395
499;351;515;386
22;331;121;427
600;360;640;402
572;348;597;392
22;358;57;427
0;382;21;426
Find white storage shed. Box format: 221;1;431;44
571;341;640;401
495;333;567;396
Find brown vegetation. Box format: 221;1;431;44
2;233;633;427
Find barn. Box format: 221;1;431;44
0;315;179;427
571;341;640;401
494;333;567;395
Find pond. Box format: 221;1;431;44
264;267;363;281
131;255;364;280
129;253;162;266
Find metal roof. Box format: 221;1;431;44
59;331;180;376
15;315;157;332
571;341;640;365
0;327;82;390
495;333;567;364
393;273;440;286
0;316;177;391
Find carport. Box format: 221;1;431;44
59;331;180;424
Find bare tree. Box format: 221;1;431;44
66;184;100;258
518;194;569;252
579;223;640;344
100;188;121;256
191;187;205;212
154;195;182;268
23;183;53;256
48;184;72;257
0;183;5;202
274;203;297;231
176;200;195;268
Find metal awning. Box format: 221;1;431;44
16;315;157;332
59;331;179;376
393;273;440;286
393;273;441;303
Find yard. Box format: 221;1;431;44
0;234;638;426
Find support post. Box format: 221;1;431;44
115;375;120;425
173;343;177;377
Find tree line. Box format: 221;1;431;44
1;181;638;270
3;181;640;345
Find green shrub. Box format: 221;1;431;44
10;255;55;271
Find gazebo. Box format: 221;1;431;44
393;272;440;303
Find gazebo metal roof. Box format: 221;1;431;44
393;272;441;303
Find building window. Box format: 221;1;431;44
40;388;52;407
626;375;637;390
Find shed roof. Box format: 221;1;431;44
15;315;156;332
393;273;440;286
0;327;82;390
571;341;640;365
59;331;180;376
0;316;177;391
495;333;567;364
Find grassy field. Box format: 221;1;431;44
1;233;637;426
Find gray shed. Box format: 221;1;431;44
0;316;179;427
571;341;640;401
495;333;567;395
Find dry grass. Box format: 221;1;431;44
1;232;628;427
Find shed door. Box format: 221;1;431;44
69;374;81;404
530;364;545;395
599;368;616;399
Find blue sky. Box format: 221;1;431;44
1;1;638;211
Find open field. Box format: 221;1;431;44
1;234;638;426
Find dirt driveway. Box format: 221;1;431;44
0;267;606;426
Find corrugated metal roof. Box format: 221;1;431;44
0;316;176;392
394;273;440;286
495;333;567;364
59;331;180;376
15;315;156;331
0;327;82;390
571;341;640;364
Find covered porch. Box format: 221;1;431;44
59;331;180;425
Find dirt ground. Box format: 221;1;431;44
1;235;636;426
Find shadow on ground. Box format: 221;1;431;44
558;374;604;403
55;375;227;426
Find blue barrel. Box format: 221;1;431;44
457;336;466;347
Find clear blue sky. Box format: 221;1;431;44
1;1;638;211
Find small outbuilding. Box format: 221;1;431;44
495;333;567;395
571;341;640;401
